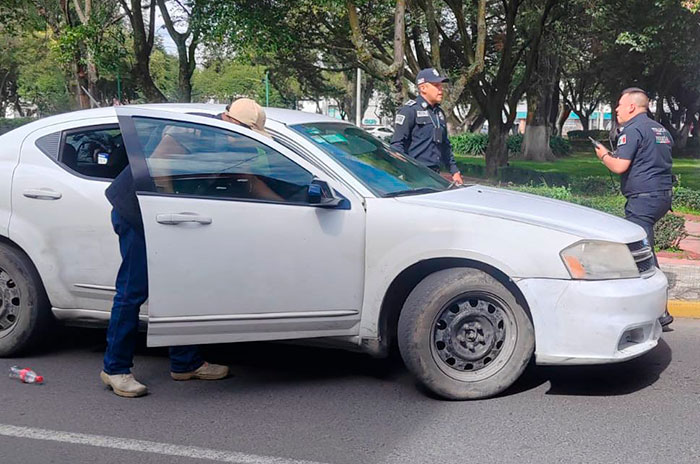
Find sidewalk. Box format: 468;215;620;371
658;213;700;319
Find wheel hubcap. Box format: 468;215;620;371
431;294;516;381
0;267;20;332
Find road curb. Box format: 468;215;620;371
668;300;700;319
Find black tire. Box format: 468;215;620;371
0;243;52;356
398;267;534;400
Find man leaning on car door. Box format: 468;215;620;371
100;138;229;399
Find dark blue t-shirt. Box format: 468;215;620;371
615;113;673;196
105;166;143;233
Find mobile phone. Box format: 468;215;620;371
588;136;602;148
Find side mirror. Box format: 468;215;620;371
307;179;349;209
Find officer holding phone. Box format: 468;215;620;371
594;87;674;329
390;68;463;185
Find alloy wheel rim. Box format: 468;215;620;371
430;292;518;382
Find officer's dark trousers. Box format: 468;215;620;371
103;209;203;375
624;193;672;266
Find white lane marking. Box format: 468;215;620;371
0;424;329;464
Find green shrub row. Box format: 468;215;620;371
0;118;35;136
450;133;488;156
654;213;688;250
549;136;572;157
506;134;523;154
450;133;572;157
566;130;609;141
673;187;700;211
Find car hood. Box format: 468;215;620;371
396;185;645;243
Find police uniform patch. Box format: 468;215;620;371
651;127;665;134
432;69;439;76
405;99;416;106
618;134;627;146
421;102;428;109
395;114;406;125
656;135;671;144
417;110;429;117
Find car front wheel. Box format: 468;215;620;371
0;243;51;357
398;267;534;400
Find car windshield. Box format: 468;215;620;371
291;122;451;197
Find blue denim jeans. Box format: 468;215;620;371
103;209;203;375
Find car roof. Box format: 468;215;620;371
136;103;347;126
0;103;352;140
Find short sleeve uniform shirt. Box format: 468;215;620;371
615;113;673;197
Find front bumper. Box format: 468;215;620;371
516;269;667;365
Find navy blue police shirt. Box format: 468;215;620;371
615;113;673;197
389;95;458;174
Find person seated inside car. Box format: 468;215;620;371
150;122;283;202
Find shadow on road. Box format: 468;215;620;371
37;326;671;399
505;338;672;397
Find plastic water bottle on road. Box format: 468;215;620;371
9;366;44;384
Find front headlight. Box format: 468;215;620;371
560;240;639;280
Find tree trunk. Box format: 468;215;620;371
485;120;508;177
522;79;555;161
579;115;589;131
676;104;698;149
469;115;486;133
555;101;571;136
177;60;193;103
127;0;167;102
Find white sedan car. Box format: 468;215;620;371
365;126;394;142
0;104;666;399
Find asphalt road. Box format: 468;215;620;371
1;319;699;464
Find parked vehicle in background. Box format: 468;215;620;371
0;104;667;399
365;126;394;142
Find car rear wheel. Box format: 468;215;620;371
0;243;51;357
398;267;534;400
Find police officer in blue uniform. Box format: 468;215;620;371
390;68;463;185
595;87;674;329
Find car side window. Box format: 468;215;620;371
132;117;313;203
61;126;128;179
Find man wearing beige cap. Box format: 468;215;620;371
218;97;271;138
215;97;282;201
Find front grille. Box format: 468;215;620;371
627;240;656;277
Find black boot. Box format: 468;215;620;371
659;310;673;332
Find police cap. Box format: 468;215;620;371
416;68;449;85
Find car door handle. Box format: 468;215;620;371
23;188;62;200
155;213;212;225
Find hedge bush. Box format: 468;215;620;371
450;133;488;156
673;187;700;211
566;130;609;141
654;213;688;250
452;132;571;157
569;176;619;196
507;134;523;154
550;136;572;157
0;118;34;135
497;166;570;186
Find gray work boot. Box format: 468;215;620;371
100;371;148;397
171;362;229;381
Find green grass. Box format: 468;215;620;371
455;151;700;190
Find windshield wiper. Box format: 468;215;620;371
384;187;441;197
